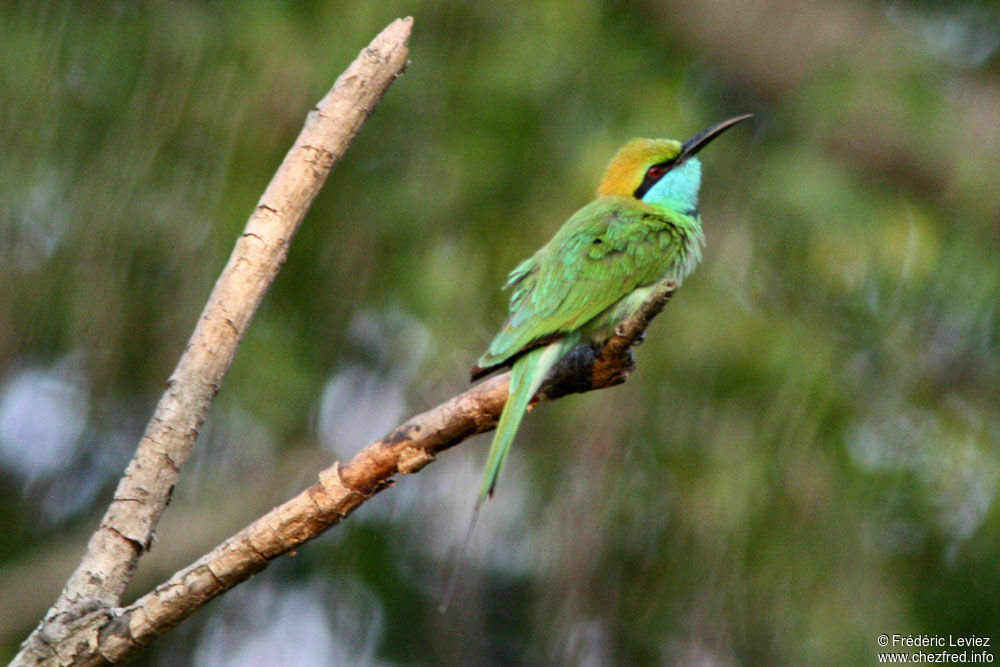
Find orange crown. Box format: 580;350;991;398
596;138;682;198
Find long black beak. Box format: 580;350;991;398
680;114;752;160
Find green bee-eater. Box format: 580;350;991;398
442;115;751;608
471;114;751;504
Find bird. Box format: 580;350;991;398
442;114;751;609
471;114;750;500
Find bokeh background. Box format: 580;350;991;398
3;1;999;664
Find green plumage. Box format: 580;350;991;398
471;195;703;504
469;115;750;508
473;196;704;381
440;118;748;610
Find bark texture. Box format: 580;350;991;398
12;17;413;667
12;14;680;665
88;279;676;663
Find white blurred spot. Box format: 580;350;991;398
345;307;430;374
0;356;88;482
6;173;71;272
885;2;1000;68
193;575;385;667
389;444;540;594
846;407;935;472
928;436;998;541
317;307;429;458
847;402;998;543
318;365;407;459
555;617;614;667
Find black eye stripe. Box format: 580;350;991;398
633;159;675;199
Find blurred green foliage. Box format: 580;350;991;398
2;0;999;664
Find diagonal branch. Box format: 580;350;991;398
13;17;413;667
88;279;678;663
12;14;680;663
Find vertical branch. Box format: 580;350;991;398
14;17;413;667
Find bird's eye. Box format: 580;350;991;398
633;160;676;199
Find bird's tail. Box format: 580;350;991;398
478;334;579;504
440;335;578;612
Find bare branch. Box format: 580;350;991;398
13;17;413;667
88;279;678;662
12;15;678;663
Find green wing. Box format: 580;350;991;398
473;195;699;377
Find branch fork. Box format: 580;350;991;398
13;16;680;664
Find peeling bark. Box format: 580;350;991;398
83;280;676;663
12;17;414;667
